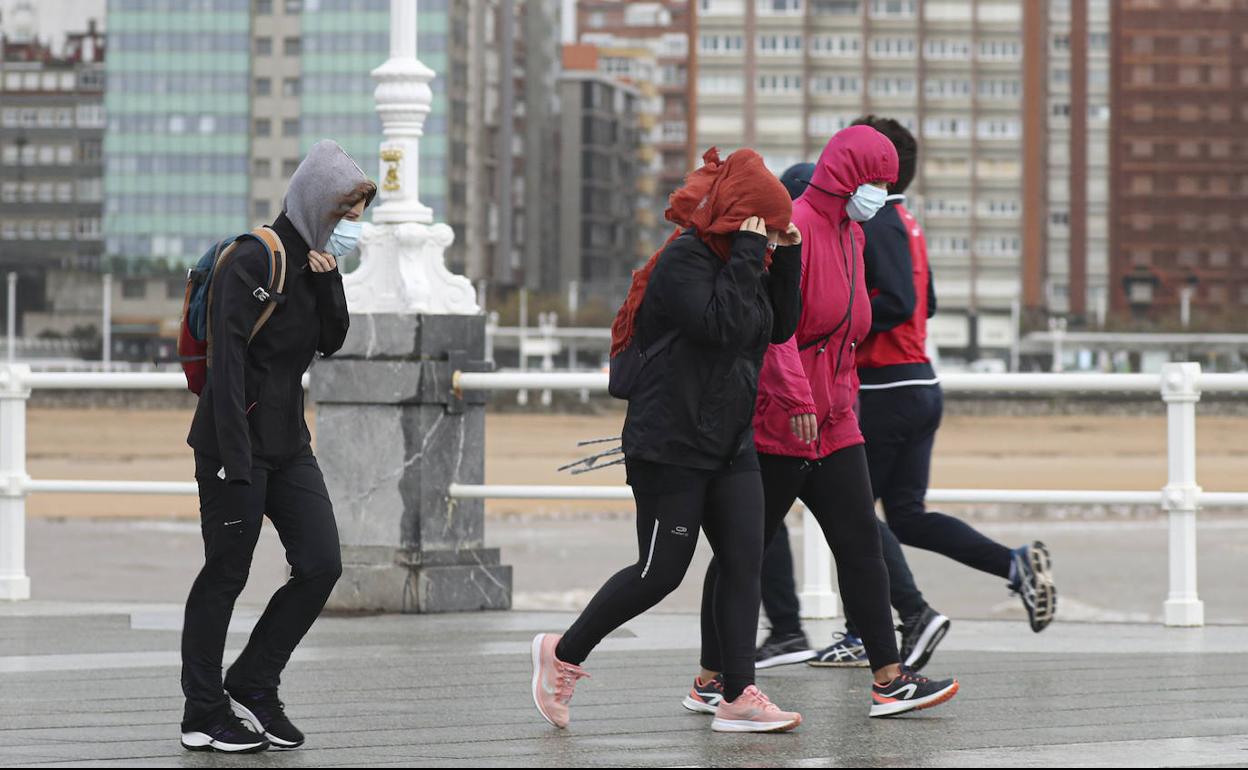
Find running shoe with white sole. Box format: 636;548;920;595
808;632;870;667
898;607;951;672
227;690;304;750
1010;541;1057;633
755;631;817;670
531;633;590;729
682;674;725;714
869;668;959;718
180;715;269;754
711;686;802;733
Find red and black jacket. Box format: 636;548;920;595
857;196;938;389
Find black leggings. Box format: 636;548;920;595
702;445;900;672
181;450;342;731
557;469;764;701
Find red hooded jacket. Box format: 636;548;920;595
753;126;899;459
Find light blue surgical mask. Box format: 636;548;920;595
326;218;362;258
846;184;888;222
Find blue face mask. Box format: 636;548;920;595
846;184;888;222
325;218;362;258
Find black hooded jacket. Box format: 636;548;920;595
186;213;350;483
621;231;802;471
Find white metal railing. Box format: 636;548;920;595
3;363;1247;628
451;363;1248;628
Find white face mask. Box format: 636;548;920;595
325;218;363;258
846;184;888;222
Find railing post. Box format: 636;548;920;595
0;363;32;600
1161;362;1203;627
798;504;840;619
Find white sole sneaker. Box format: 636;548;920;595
228;697;302;750
530;634;562;728
711;716;801;733
755;649;818;669
869;680;960;718
903;613;951;670
180;731;268;753
682;695;719;715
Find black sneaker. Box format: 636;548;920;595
181;714;270;753
898;607;951;672
1010;541;1057;633
755;631;817;669
228;690;305;750
681;673;724;714
869;667;959;718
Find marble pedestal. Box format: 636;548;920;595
313;313;510;613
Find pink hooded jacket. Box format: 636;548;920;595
753;126;899;459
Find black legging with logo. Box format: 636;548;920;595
701;445;901;672
556;457;765;702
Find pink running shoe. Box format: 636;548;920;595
711;685;802;733
531;633;590;729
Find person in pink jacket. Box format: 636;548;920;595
685;126;960;719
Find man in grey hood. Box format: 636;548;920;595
182;140;376;754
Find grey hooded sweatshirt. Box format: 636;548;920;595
188;140;371;482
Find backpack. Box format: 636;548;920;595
607;328;678;400
176;227;287;395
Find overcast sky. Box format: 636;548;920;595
0;0;106;54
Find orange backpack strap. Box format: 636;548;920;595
247;226;287;344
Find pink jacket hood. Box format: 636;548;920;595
753;126;899;458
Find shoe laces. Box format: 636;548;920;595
554;659;590;705
740;686;780;713
896;669;930;685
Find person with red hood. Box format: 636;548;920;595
688;126;959;719
530;148;804;733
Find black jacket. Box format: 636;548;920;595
621;231;802;470
187;214;350;482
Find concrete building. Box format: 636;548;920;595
1038;0;1111;326
576;0;698;207
559;44;642;303
463;0;563;291
1109;0;1248;326
0;9;106;330
694;0;1033;357
102;0;469;268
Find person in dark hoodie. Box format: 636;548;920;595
849;115;1056;649
180;140;374;754
686;126;958;719
531;148;805;734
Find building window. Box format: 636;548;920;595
700;34;745;54
1052;34;1070;52
758;74;803;95
282;77;301;97
811;75;860;95
871;77;916;97
925;79;972;98
810;35;860;57
869;0;915;18
925;38;972;60
282;119;299;137
284;37;301;56
979;40;1022;61
284;0;302;12
255;36;272;56
254;199;271;219
255;77;272;96
254;159;272;177
255;118;272;136
255;0;273;13
870;37;917;60
923;117;970;138
122;279;146;299
758;34;803;55
283;159;301;177
812;0;859;13
757;0;802;13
